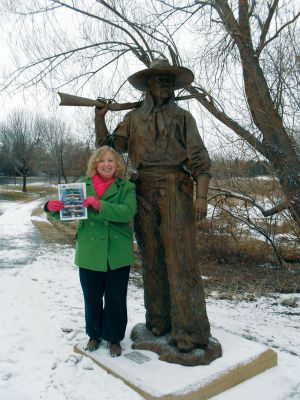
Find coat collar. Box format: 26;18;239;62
85;176;125;199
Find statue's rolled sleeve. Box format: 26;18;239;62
112;113;130;153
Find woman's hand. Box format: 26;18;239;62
83;196;100;211
47;200;64;212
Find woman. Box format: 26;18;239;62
45;146;137;357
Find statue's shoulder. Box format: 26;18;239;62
172;102;194;118
120;108;138;123
173;102;185;112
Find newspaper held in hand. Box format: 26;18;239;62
58;183;87;221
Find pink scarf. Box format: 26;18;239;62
92;174;115;198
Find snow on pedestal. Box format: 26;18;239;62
74;327;277;400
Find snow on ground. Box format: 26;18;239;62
0;242;144;400
0;198;299;400
0;199;43;268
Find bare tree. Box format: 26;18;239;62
65;140;92;180
1;0;300;227
43;118;92;182
0;111;44;191
43;119;71;183
164;0;300;227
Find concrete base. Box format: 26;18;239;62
74;327;277;400
131;323;222;366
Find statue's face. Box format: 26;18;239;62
148;74;174;100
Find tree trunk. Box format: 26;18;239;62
22;175;27;193
212;0;300;227
239;46;300;226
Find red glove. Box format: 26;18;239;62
47;200;64;212
83;196;100;211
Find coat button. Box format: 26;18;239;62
90;221;95;226
104;221;109;226
90;236;96;242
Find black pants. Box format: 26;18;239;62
79;266;130;342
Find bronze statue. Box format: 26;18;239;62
94;58;221;365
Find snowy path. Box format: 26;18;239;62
0;245;145;400
0;198;299;400
0;199;43;268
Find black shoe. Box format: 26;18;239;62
85;338;101;351
109;342;122;357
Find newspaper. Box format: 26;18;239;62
58;183;87;221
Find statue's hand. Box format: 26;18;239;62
194;197;208;222
95;104;108;118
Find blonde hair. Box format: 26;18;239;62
86;146;125;178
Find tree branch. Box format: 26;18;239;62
97;0;152;65
1;41;139;92
49;0;150;66
187;85;269;158
6;4;61;16
256;8;300;57
209;186;288;217
214;199;283;264
238;0;252;46
215;0;241;41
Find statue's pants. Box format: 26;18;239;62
134;170;210;347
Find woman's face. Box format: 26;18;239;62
96;150;116;180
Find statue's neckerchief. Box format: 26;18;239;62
138;90;176;141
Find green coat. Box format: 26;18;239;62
48;177;137;272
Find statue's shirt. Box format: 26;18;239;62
112;100;210;179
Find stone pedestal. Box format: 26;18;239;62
74;327;277;400
131;323;222;366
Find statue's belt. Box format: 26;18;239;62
134;167;193;196
137;166;185;179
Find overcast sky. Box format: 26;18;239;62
0;14;94;146
0;4;246;156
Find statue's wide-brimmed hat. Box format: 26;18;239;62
128;58;194;91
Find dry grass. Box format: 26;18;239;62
200;260;300;297
210;176;282;198
198;217;300;263
0;185;57;202
2;177;296;297
0;190;39;202
31;206;76;245
195;221;300;297
205;175;300;268
32;220;74;245
41;218;77;245
32;211;300;296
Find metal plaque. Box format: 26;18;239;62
124;351;151;364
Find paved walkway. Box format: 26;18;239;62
0;198;43;268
